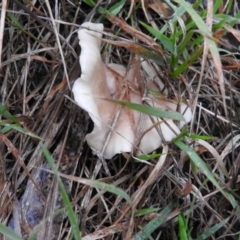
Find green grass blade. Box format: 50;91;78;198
0;122;41;139
174;0;210;37
1;125;13;134
173;139;229;203
187;134;216;140
178;214;188;240
0;222;23;240
136;153;163;161
224;192;238;208
108;99;185;121
0;103;19;123
174;0;225;107
85;179;132;206
229;11;240;26
54;173;133;206
177;31;194;58
108;0;127;15
212;16;227;30
173;0;222;57
195;218;229;240
82;0;95;7
7;12;23;29
41;145;81;240
213;0;225;14
133;203;174;240
134;208;161;217
173;46;203;77
139;21;174;54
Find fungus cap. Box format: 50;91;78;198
72;22;192;159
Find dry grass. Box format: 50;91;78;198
0;0;240;239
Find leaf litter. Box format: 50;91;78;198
0;0;240;239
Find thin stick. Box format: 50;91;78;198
0;0;7;69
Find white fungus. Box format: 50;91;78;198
72;22;192;159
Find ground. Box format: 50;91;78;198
0;0;240;239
